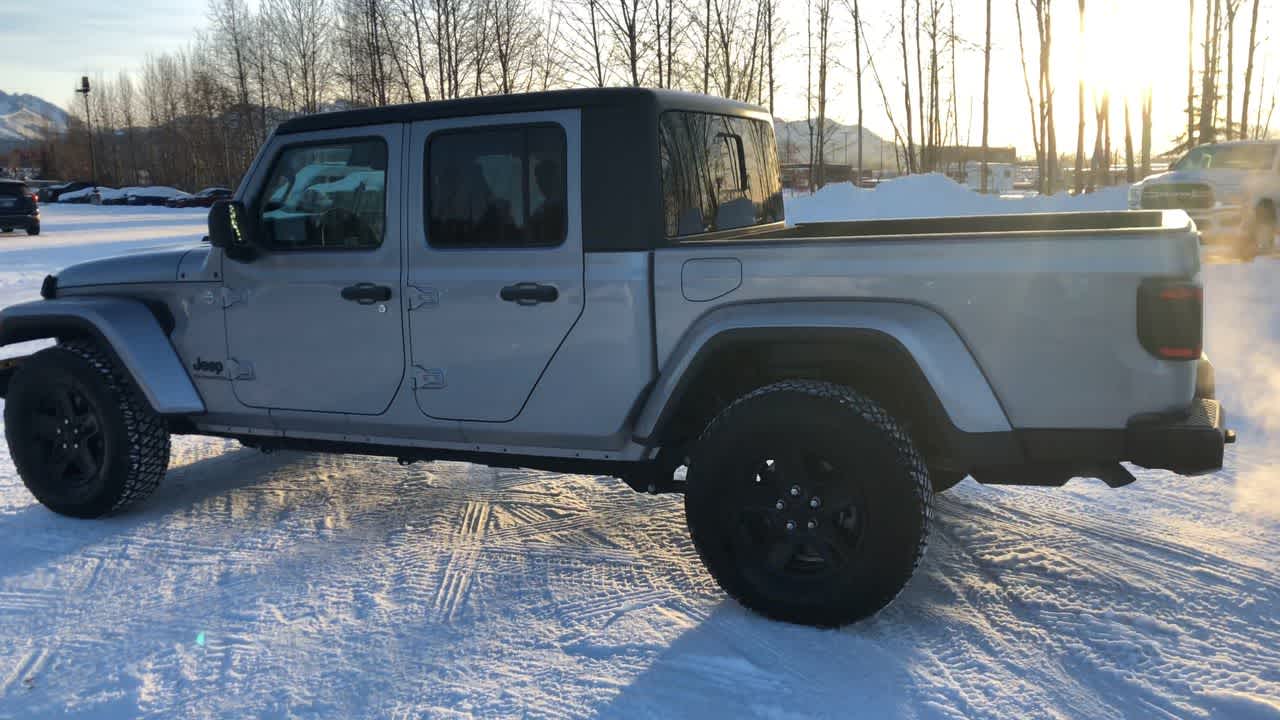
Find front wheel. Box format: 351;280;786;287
685;380;932;627
4;341;170;518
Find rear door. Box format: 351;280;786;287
222;126;406;414
405;110;583;422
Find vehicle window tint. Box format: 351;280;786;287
660;111;784;237
0;184;29;197
427;124;567;248
257;139;387;250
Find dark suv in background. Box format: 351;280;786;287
35;181;93;204
166;187;232;208
0;181;39;236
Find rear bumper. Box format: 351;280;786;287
0;212;37;227
962;357;1232;484
1126;398;1233;475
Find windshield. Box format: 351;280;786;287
1173;144;1276;171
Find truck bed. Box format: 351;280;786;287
654;209;1202;433
740;210;1183;242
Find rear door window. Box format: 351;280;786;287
660;112;783;237
426;124;567;248
0;184;29;197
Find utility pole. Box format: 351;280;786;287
75;76;97;189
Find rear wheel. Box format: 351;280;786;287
1252;207;1277;257
685;380;932;627
25;223;39;237
4;341;170;518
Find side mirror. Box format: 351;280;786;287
208;200;258;262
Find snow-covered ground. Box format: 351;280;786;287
1;186;1277;719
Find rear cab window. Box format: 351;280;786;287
659;111;783;238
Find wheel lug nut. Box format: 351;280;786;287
809;497;821;508
775;500;786;510
807;519;818;530
789;485;801;497
785;520;796;532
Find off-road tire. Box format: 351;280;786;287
685;380;932;627
4;341;170;518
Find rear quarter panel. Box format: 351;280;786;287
655;227;1201;430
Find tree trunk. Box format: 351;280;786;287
981;0;991;193
1015;0;1043;189
915;0;926;170
1124;97;1135;183
1239;0;1260;139
1225;1;1239;139
816;0;830;188
1187;0;1196;146
703;0;711;94
767;0;775;114
1141;87;1153;177
1074;0;1085;195
900;0;916;173
854;0;863;182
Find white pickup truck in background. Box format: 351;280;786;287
1129;140;1280;259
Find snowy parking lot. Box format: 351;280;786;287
0;191;1277;719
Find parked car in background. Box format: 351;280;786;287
125;187;191;206
1129;140;1280;259
37;181;93;203
166;187;232;208
0;180;39;235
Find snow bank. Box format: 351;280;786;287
786;173;1129;223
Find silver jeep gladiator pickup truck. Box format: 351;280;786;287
0;89;1233;626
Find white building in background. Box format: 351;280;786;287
963;162;1016;194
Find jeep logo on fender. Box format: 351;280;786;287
192;358;224;375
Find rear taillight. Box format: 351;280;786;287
1138;279;1203;360
30;193;38;207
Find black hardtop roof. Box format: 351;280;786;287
276;87;769;135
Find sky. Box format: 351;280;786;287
1;0;1276;158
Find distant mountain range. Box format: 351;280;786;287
0;91;68;144
773;118;895;168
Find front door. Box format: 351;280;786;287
223;126;406;414
406;111;584;422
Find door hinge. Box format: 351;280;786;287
226;358;255;381
407;285;439;311
221;287;248;308
411;365;446;390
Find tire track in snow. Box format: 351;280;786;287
431;499;491;622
